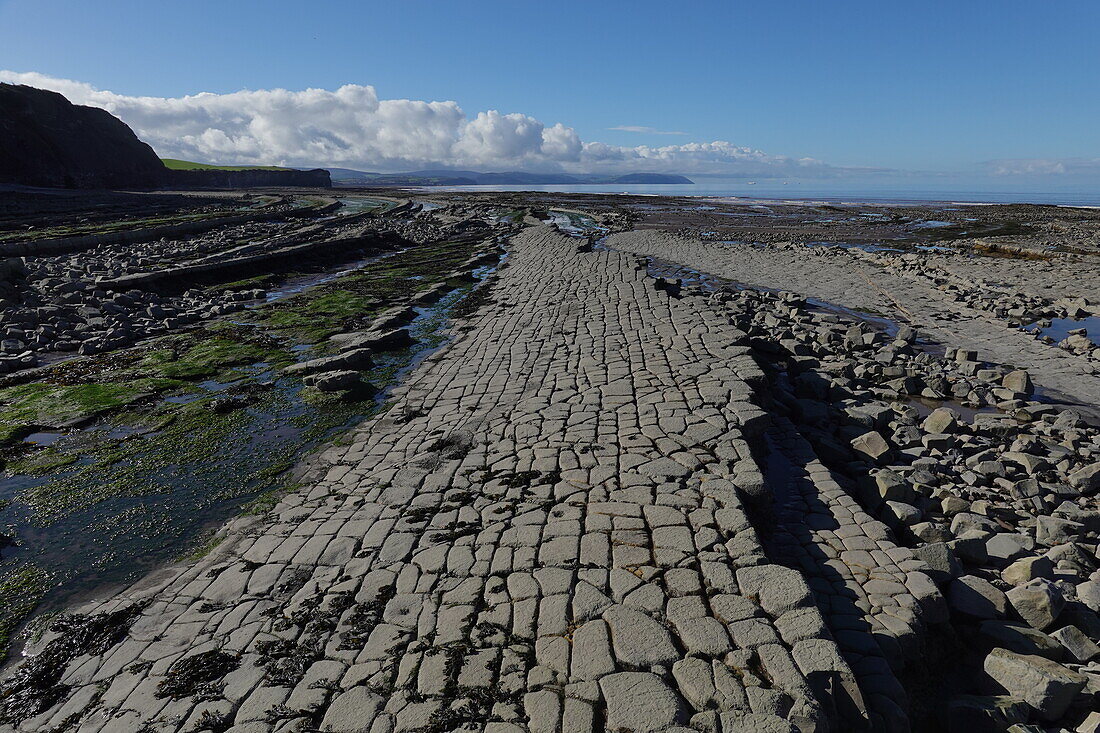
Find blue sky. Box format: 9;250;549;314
1;0;1097;179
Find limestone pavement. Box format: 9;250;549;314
0;227;875;733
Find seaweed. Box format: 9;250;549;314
155;650;240;700
337;584;396;651
0;603;145;724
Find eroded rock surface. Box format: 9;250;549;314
4;211;1099;732
0;228;864;732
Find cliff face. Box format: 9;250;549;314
0;84;332;190
0;83;166;189
165;168;332;189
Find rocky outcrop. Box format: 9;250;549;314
0;83;331;190
164;167;331;189
0;82;166;189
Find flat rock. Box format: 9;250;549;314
736;565;813;617
602;605;679;668
320;687;384;731
599;672;688;732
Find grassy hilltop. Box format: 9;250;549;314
160;158;292;172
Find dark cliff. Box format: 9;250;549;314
0;84;331;190
165;168;331;189
0;82;166;189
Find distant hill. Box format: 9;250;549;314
161;158;293;172
607;173;694;184
327;168;693;187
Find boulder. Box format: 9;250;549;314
1035;516;1082;547
1078;710;1100;733
949;576;1008;620
982;648;1086;722
1001;556;1054;586
1049;625;1100;662
1077;580;1100;613
1006;580;1064;630
1068;463;1100;494
303;370;363;392
923;407;961;434
331;327;415;353
874;469;915;503
851;431;891;461
977;621;1063;660
1001;371;1033;395
913;543;962;584
884;500;922;526
951;532;990;565
986;533;1035;564
944;695;1029;732
284;347;373;376
1002;452;1050;475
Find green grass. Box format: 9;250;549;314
161;158;293;172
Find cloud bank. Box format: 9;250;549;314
1;70;840;177
983;158;1100;177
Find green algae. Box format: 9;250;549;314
0;382;159;443
181;534;223;562
0;564;51;652
139;331;291;380
6;449;78;476
18;399;250;524
252;238;480;342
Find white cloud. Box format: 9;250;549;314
0;70;843;176
609;125;688;136
984;158;1100;177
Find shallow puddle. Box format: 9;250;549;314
262;251;402;303
1028;315;1100;343
20;432;65;447
904;396;1000;422
807;240;905;253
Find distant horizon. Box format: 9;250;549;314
155;154;1100;194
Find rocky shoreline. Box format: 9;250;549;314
0;191;1097;732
